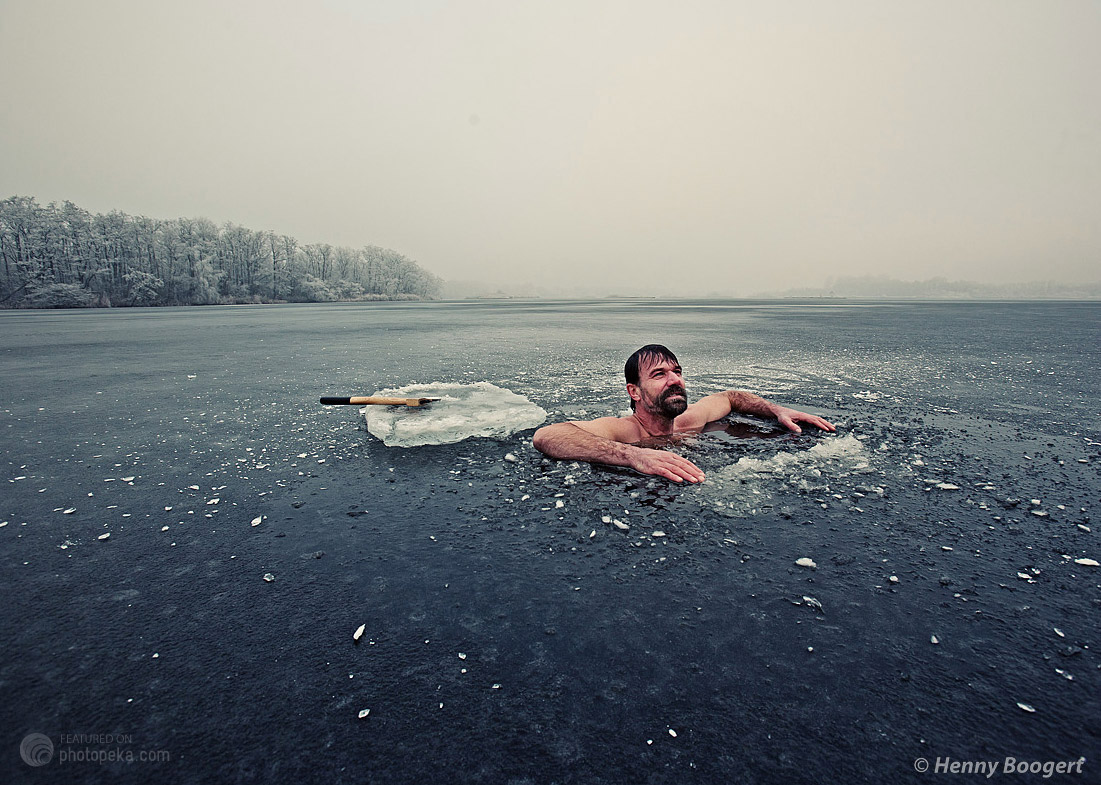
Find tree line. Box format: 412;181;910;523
0;196;442;308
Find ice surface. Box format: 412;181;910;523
365;382;547;447
715;434;869;481
702;434;873;515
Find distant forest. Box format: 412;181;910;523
0;196;442;308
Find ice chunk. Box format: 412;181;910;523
705;435;871;516
365;382;547;447
802;596;824;613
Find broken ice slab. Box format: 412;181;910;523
365;382;546;447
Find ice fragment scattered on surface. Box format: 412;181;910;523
706;435;871;516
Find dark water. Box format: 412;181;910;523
1;300;1098;784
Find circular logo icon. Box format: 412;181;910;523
20;733;54;767
914;757;929;773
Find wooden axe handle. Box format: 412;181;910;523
320;396;436;406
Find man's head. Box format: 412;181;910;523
624;344;688;417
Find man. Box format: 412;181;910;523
532;344;836;483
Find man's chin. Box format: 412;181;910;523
660;396;688;418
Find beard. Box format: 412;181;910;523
656;385;688;418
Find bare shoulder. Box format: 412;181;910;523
570;416;645;444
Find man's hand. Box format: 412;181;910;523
533;421;706;483
629;446;706;483
773;406;836;435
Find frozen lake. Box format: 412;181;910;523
2;299;1098;783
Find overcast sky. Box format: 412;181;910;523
1;0;1098;295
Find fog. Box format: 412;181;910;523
2;0;1098;296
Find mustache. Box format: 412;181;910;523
662;385;687;399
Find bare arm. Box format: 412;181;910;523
532;421;706;483
684;391;836;434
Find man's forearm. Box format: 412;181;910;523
532;422;639;468
532;422;707;483
726;390;780;419
724;390;836;434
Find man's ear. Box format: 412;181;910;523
626;383;641;405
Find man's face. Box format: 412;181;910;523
632;356;688;418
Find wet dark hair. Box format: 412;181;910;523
624;344;679;410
